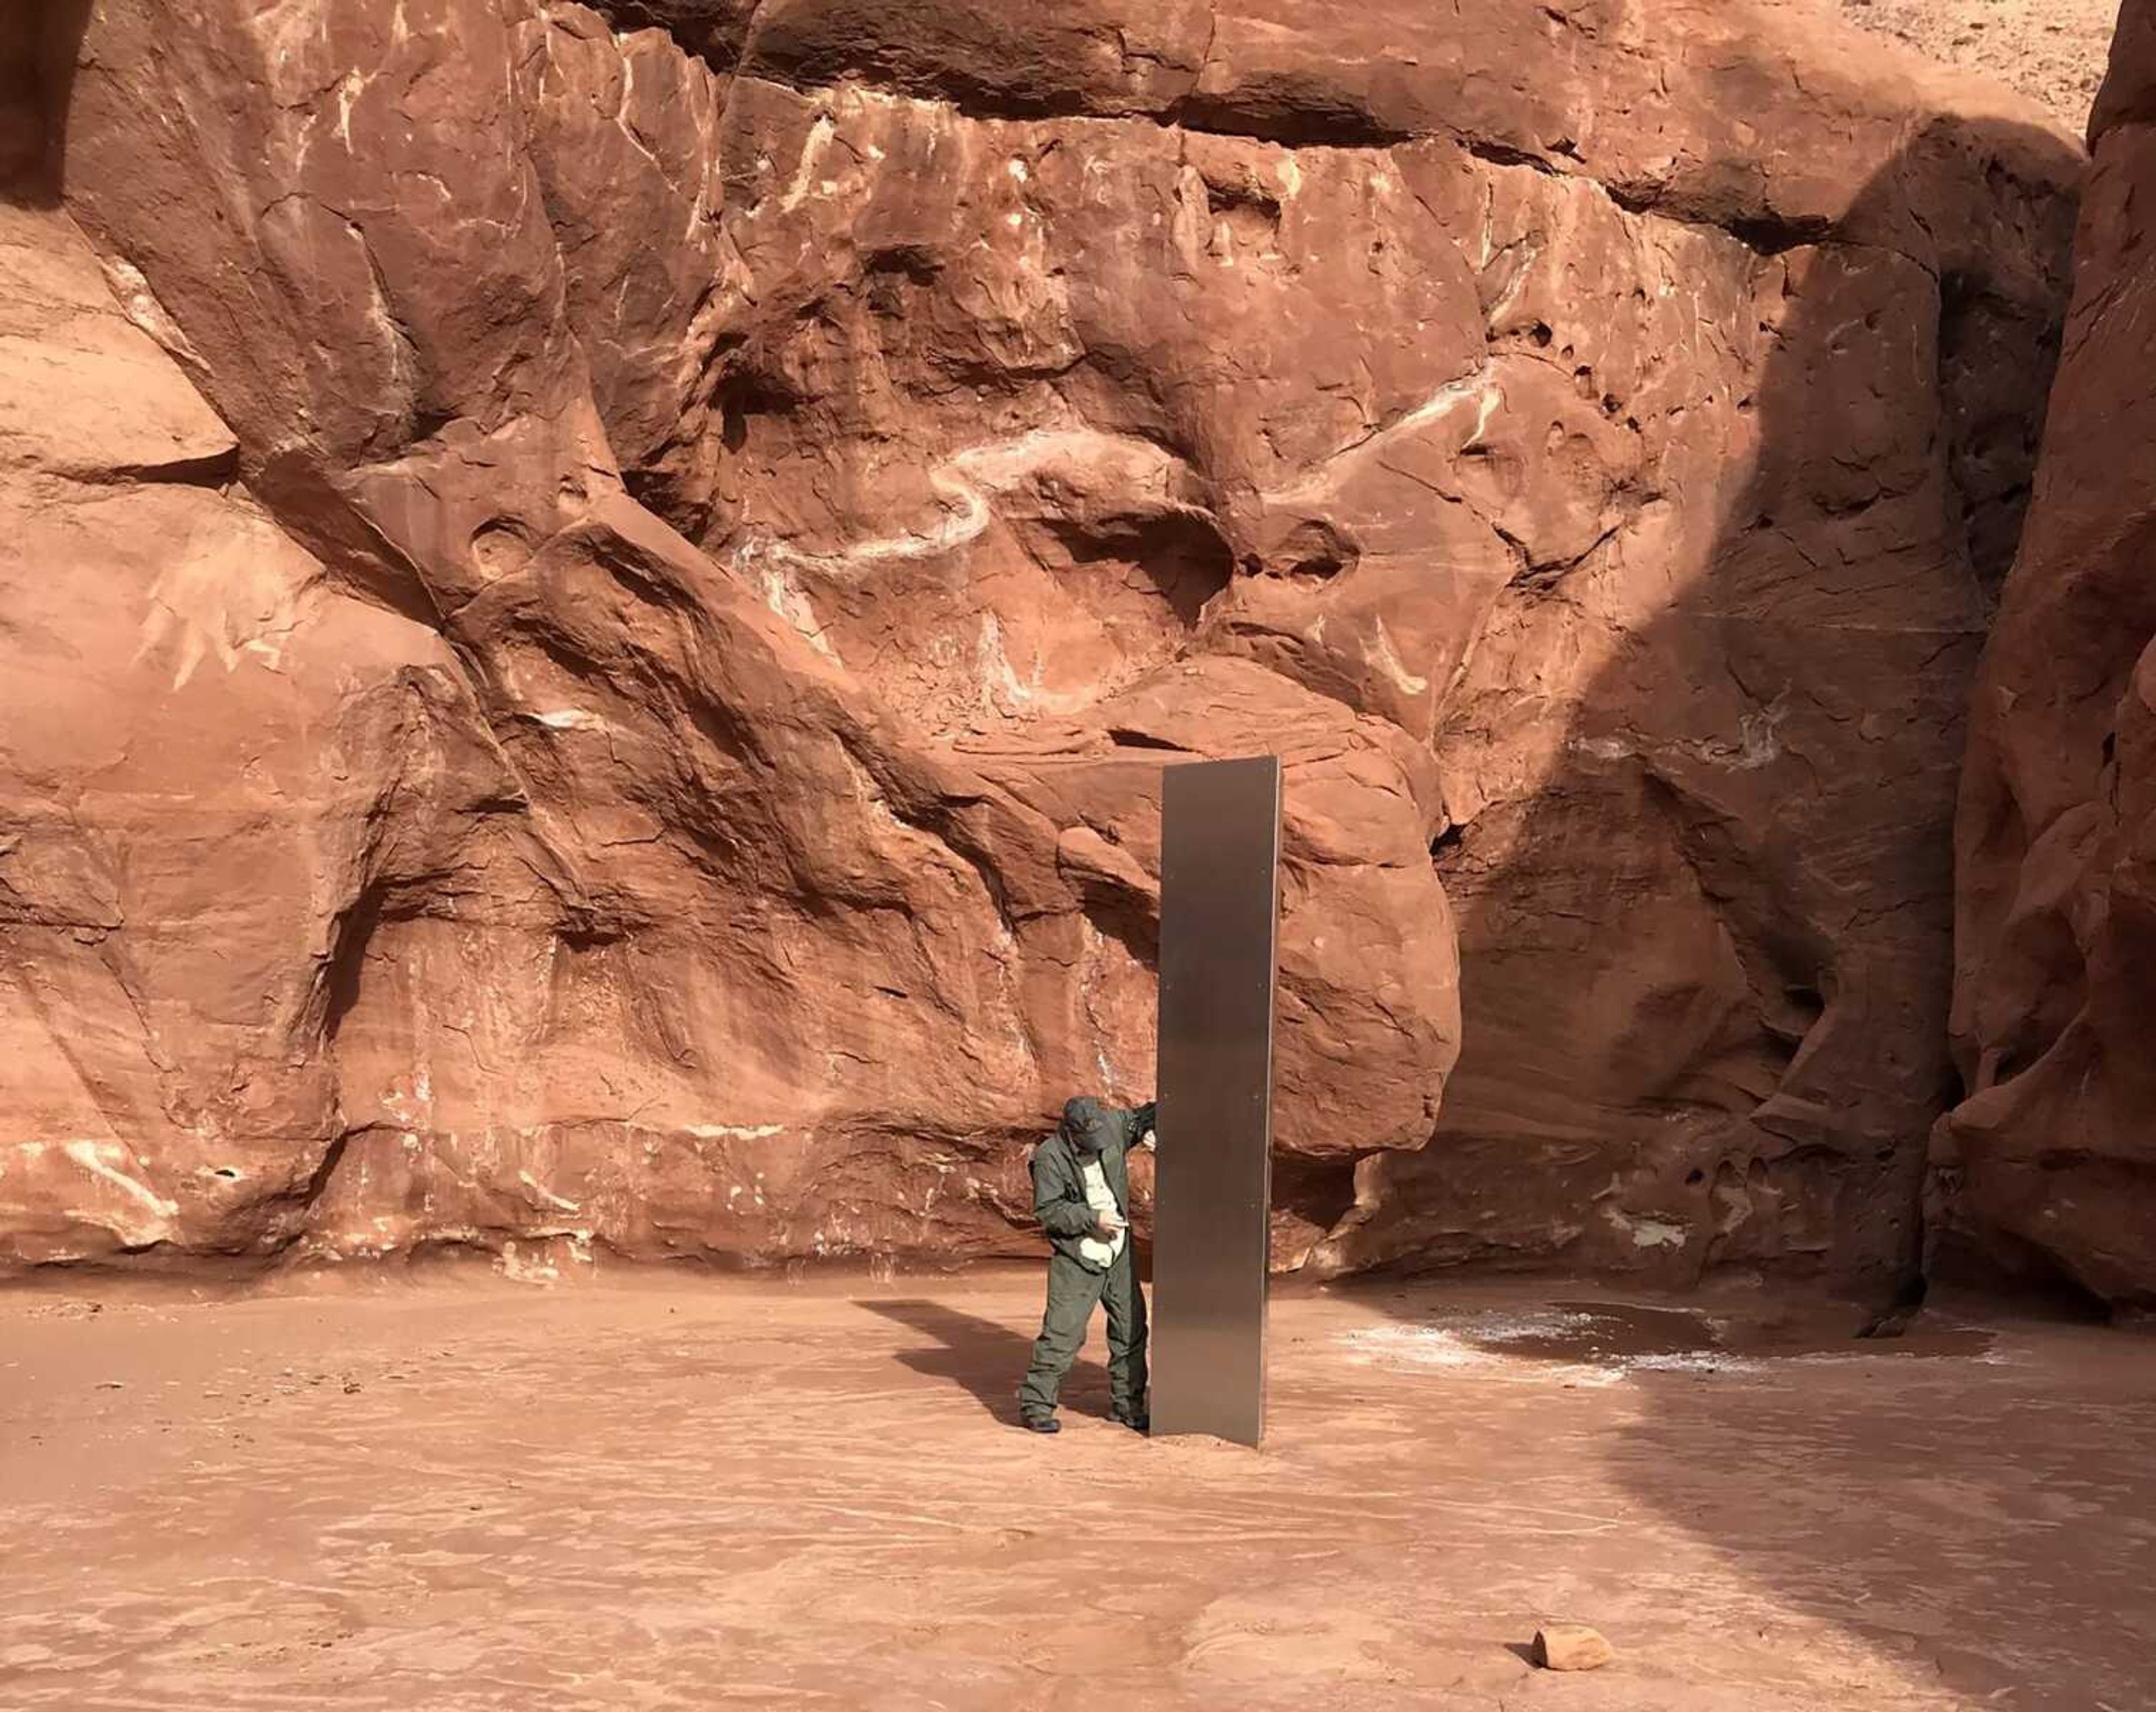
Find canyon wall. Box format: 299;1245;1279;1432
0;1;2077;1286
1940;0;2156;1313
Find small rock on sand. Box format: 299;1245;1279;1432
1532;1624;1615;1671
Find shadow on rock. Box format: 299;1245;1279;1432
1316;97;2092;1711
1320;106;2080;1317
1;0;88;205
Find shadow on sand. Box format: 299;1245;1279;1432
1346;1274;2146;1710
857;1294;1121;1426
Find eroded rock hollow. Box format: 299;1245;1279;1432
0;1;2081;1286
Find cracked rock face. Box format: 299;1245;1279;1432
1940;0;2156;1312
0;1;2079;1286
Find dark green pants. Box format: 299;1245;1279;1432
1018;1248;1148;1420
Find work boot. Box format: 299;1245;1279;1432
1021;1413;1061;1434
1111;1408;1149;1434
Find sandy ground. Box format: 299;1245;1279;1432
1835;0;2121;128
3;1272;2154;1712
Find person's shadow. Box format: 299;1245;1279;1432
858;1296;1116;1425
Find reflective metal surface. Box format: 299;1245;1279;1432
1151;756;1281;1447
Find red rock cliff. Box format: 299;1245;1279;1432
1940;0;2156;1312
0;1;2078;1286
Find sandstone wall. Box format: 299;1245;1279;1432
0;1;2078;1285
1940;0;2156;1312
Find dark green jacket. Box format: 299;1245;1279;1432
1031;1098;1157;1272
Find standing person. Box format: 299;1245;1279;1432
1018;1094;1158;1435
